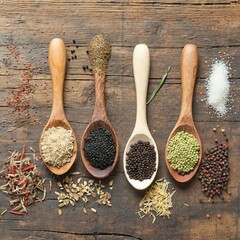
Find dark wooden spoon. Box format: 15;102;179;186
165;44;202;183
80;71;119;179
39;38;77;175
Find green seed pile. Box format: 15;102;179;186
167;131;200;174
87;34;111;74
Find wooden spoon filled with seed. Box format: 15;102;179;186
165;44;202;183
39;38;77;175
80;35;119;179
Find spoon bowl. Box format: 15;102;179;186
165;44;202;183
81;119;119;179
123;44;159;190
39;38;77;175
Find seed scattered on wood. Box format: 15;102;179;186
1;209;8;216
54;175;113;215
83;207;87;214
138;178;175;223
58;209;62;215
91;208;96;213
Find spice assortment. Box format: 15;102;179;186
167;131;200;175
40;126;74;168
126;141;156;181
55;176;113;215
1;34;235;226
83;127;116;170
0;147;47;215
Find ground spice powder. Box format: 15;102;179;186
87;34;111;74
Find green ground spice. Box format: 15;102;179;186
87;34;111;74
167;131;200;174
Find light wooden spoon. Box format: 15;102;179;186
165;44;202;183
123;44;159;190
39;38;77;175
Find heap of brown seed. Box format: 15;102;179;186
55;176;113;215
198;127;230;201
0;147;47;215
87;34;111;74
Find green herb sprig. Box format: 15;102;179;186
146;66;171;105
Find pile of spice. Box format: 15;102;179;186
0;147;46;215
198;128;230;200
126;140;156;181
87;34;111;74
167;131;200;174
138;178;175;223
206;60;230;116
6;70;34;120
55;175;113;215
40;126;74;168
84;127;116;170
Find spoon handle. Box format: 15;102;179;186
48;38;66;120
179;44;198;122
133;44;150;130
92;72;108;122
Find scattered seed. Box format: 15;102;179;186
206;214;210;219
83;207;87;214
1;209;8;216
58;208;62;215
212;128;217;132
221;128;225;133
91;208;96;213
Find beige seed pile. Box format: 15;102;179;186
87;34;111;74
138;178;175;223
55;176;113;215
41;126;74;168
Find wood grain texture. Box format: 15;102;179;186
0;1;239;240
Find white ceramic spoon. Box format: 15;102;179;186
123;44;159;190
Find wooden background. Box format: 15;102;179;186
0;1;239;239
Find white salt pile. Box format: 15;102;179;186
206;61;230;116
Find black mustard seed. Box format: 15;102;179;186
126;140;156;181
84;127;116;170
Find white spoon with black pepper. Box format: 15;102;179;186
123;44;159;190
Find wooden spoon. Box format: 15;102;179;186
165;44;202;183
39;38;77;175
123;44;159;190
80;71;119;179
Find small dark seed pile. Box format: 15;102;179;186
198;143;229;200
84;127;116;170
126;141;156;181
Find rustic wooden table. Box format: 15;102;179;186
0;1;239;239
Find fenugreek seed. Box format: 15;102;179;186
91;208;96;213
109;180;114;187
55;191;60;196
57;182;63;188
70;200;75;206
59;203;65;208
58;208;62;215
83;207;87;214
77;178;82;184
